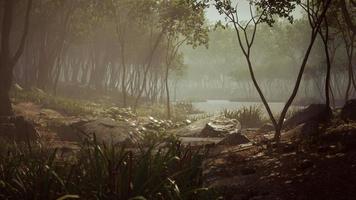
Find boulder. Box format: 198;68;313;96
341;99;356;120
71;118;141;145
281;122;319;142
174;117;215;137
0;116;39;141
199;117;241;137
283;104;331;129
259;123;274;132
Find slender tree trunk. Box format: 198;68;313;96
319;18;331;108
0;0;32;116
165;64;171;119
134;29;165;108
345;34;355;102
0;62;13;116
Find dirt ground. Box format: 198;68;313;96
11;102;356;200
203;123;356;200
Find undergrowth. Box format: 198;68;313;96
11;88;100;116
137;101;202;122
11;89;197;123
0;137;219;200
222;105;265;128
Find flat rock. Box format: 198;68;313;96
199;117;241;137
71;118;140;145
174;117;215;137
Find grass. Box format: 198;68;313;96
137;101;202;122
0;137;219;200
11;89;198;124
11;88;101;116
223;105;302;129
222;105;265;128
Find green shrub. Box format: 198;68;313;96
223;105;265;128
0;137;219;200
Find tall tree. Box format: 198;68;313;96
160;0;208;118
0;0;32;116
214;0;331;142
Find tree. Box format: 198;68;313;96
213;0;331;142
160;0;208;118
0;0;32;116
333;1;356;102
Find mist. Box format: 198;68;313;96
0;0;355;199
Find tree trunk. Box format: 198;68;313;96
165;65;171;119
0;63;13;116
0;0;32;116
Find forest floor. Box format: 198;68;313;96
203;123;356;200
9;93;356;200
13;101;81;150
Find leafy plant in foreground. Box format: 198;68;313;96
0;137;219;200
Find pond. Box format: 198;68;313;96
192;100;302;116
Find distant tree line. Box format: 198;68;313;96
180;4;355;104
0;0;209;118
210;0;355;142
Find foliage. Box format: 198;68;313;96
137;102;200;122
222;105;265;128
0;137;219;200
11;88;100;116
175;101;202;115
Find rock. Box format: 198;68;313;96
103;107;136;121
71;118;141;145
259;123;274;132
284;104;331;129
200;117;241;137
341;99;356;120
174;117;215;137
282;121;319;142
0;116;39;141
218;133;250;145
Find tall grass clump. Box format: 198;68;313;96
0;137;218;200
223;105;265;128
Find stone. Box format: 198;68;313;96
174;117;215;137
282;121;320;142
283;104;331;129
71;118;141;145
341;99;356;120
200;117;241;137
259;123;274;132
218;133;250;146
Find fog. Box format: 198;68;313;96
1;1;356;199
